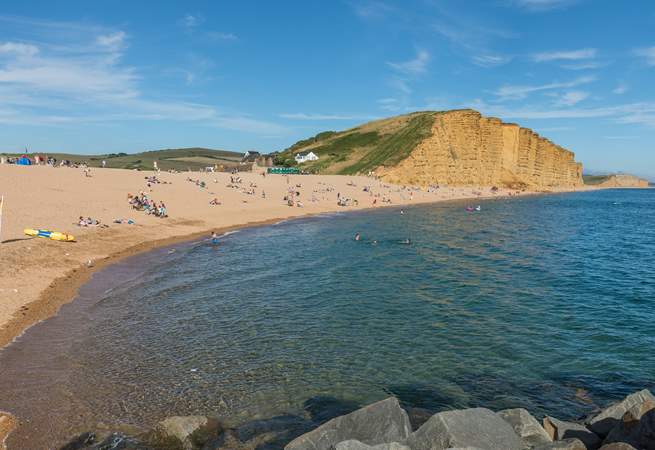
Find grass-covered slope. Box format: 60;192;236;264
1;148;242;171
277;111;436;175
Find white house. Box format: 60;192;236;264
294;151;319;163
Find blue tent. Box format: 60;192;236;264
16;156;31;165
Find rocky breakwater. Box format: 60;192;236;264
379;109;583;190
56;389;655;450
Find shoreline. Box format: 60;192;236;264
0;187;575;351
0;165;599;446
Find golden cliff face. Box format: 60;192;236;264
596;174;650;188
379;109;583;189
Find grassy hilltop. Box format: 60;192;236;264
275;111;436;175
1;147;242;171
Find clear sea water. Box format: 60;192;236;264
1;189;654;449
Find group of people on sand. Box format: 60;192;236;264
127;192;168;217
76;216;106;227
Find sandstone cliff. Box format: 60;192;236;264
593;174;650;188
378;110;583;189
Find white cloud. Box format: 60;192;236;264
555;90;589;106
532;48;597;62
0;41;39;57
603;135;638;140
472;54;512;67
472;100;655;124
494;76;596;100
613;83;629;95
96;31;126;50
0;21;286;135
279;113;377;121
634;47;655;66
387;50;430;75
180;14;203;29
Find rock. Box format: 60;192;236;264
405;407;435;431
333;440;410;449
89;433;148;449
533;438;586;450
602;406;655;450
405;407;525;450
599;444;638;450
58;432;96;450
150;416;223;450
587;389;655;437
498;408;552;446
284;397;412;450
543;417;601;450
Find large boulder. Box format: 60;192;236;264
587;389;655;437
498;408;552;446
333;440;410;449
602;403;655;450
533;438;586;450
599;444;638;450
404;407;525;450
150;416;223;450
284;397;412;450
543;417;601;450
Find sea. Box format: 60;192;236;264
0;189;653;448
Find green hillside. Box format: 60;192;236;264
582;175;612;185
276;111;436;175
1;147;243;171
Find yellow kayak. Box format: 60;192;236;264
24;228;76;242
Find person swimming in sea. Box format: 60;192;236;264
354;233;361;241
400;238;411;245
211;232;219;245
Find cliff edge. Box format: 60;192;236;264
279;109;584;190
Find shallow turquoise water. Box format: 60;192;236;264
1;189;654;447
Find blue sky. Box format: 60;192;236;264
0;0;654;178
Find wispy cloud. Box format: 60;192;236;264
279;113;378;121
206;31;238;41
554;90;589;106
634;47;655;66
471;99;655;127
494;76;596;100
613;82;629;95
350;0;395;19
603;135;639;140
511;0;580;12
472;54;513;67
179;14;203;30
96;31;126;51
561;61;608;70
0;20;285;135
0;42;39;57
387;50;430;75
532;48;597;62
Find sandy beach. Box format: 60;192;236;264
0;164;593;350
0;164;596;447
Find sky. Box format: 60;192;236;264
0;0;654;179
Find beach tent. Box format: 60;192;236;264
16;156;32;165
